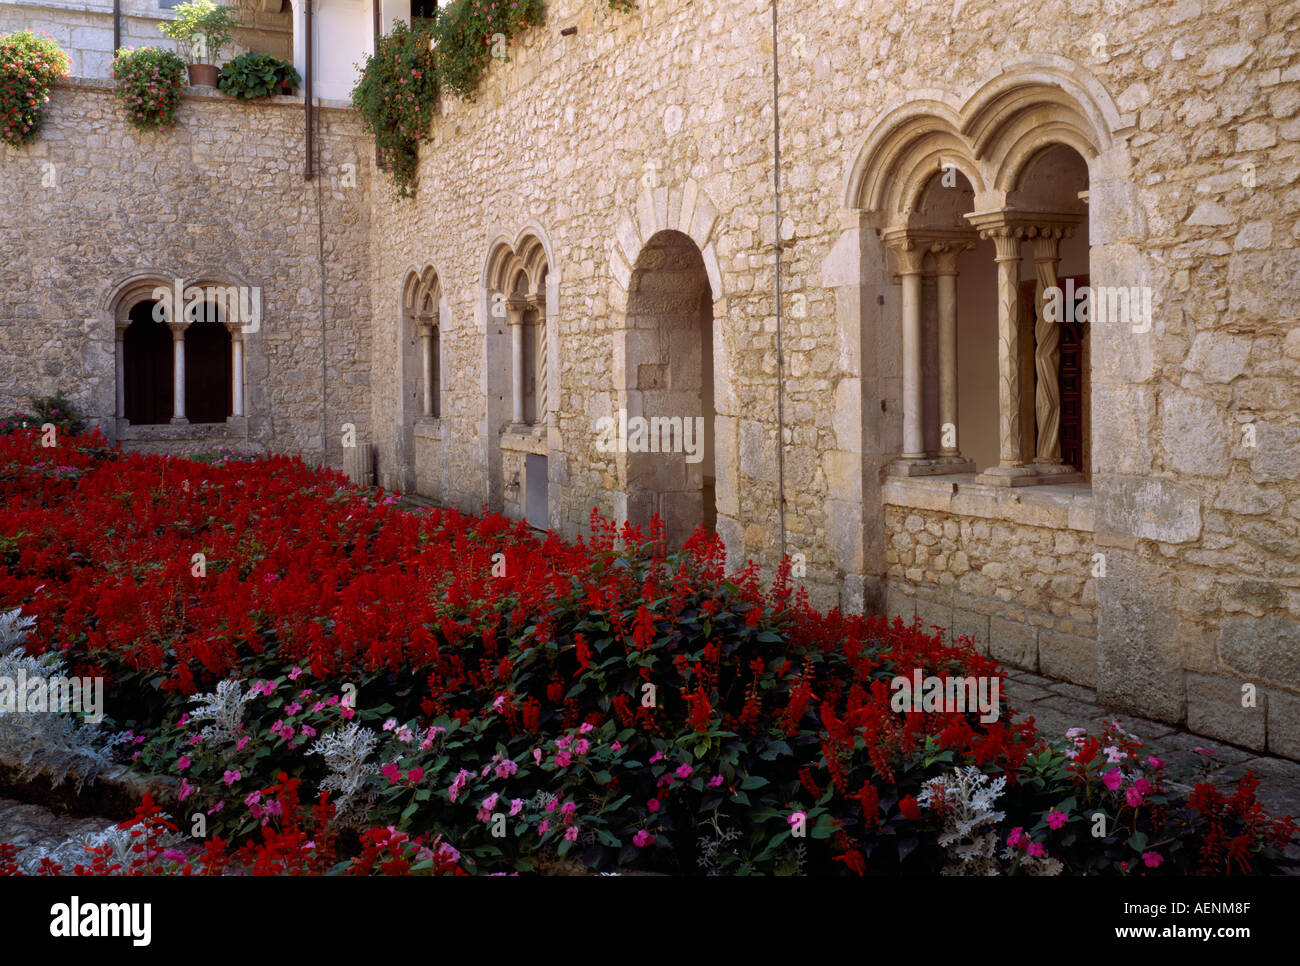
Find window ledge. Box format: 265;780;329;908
117;417;248;442
413;418;441;440
883;473;1094;532
500;427;546;455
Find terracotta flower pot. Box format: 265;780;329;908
187;63;219;87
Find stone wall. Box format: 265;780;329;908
0;0;292;80
363;0;1300;758
0;78;372;468
882;479;1098;687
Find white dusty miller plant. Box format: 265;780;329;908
15;813;188;875
0;608;122;790
186;677;254;744
307;720;380;826
917;765;1008;875
916;765;1062;876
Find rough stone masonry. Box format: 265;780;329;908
1;0;1298;759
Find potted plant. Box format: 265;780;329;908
217;52;300;100
274;58;302;95
159;0;241;87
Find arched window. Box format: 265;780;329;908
123;301;173;425
184;301;233;424
484;233;552;528
114;280;247;428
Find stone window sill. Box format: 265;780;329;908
500;426;547;455
117;417;249;442
882;473;1094;532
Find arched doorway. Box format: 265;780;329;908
624;229;716;547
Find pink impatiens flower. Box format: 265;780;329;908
564;826;579;842
1006;827;1026;849
176;755;191;772
633;829;654;848
1125;784;1145;808
708;775;724;788
1142;851;1163;868
676;764;693;780
223;769;241;786
1046;810;1068;830
647;799;660;813
1102;769;1123;791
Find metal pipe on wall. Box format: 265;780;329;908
113;0;121;56
305;0;314;181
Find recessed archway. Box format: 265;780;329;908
623;229;716;547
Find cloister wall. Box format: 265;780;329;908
0;80;373;467
366;0;1300;757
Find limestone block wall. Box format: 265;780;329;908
0;79;373;469
0;0;292;81
882;480;1098;687
363;0;1300;756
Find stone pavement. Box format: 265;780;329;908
1003;667;1300;870
0;797;115;854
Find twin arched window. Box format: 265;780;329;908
115;285;245;426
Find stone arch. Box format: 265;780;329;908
104;271;249;432
396;264;445;493
843;102;987;218
830;58;1137;612
606;181;733;550
481;227;557;524
617;229;716;547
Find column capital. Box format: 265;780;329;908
966;208;1083;259
505;298;531;325
881;228;927;275
166;320;188;337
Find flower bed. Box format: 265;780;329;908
0;430;1294;875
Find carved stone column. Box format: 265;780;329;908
933;241;976;472
114;324;127;420
1028;223;1084;481
231;332;245;418
884;232;930;473
533;300;547;425
967;215;1034;485
168;321;188;425
506;299;527;430
418;319;435;418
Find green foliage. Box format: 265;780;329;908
0;30;70;148
350;18;440;199
218;52;301;100
159;0;241;66
112;47;188;131
354;1;640;198
431;0;545;102
1;393;86;437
